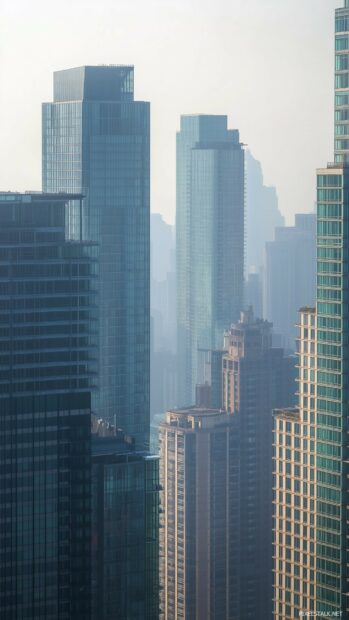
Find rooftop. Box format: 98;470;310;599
0;191;84;203
161;406;233;432
273;408;300;421
166;406;224;417
52;65;135;103
299;306;316;314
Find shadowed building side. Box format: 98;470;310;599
0;192;97;620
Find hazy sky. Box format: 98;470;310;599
0;0;341;225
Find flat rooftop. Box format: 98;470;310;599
167;406;223;417
0;191;84;202
273;408;300;421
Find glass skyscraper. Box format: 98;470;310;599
315;1;349;611
176;115;244;406
91;430;159;620
273;2;349;616
315;164;347;613
0;192;97;619
42;65;150;448
335;0;349;163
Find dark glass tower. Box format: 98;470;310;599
91;428;159;620
0;192;97;620
176;115;244;407
42;66;150;448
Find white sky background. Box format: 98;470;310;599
0;0;341;225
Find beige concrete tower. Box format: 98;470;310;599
159;407;239;620
222;308;296;620
273;308;317;618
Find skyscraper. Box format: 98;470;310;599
176;115;244;406
150;213;177;419
264;213;316;351
91;423;159;620
43;65;150;447
273;308;317;619
314;164;348;614
0;192;97;620
222;309;296;620
335;0;349;164
245;271;263;320
245;150;284;274
159;407;239;620
273;2;349;615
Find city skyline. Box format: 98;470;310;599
0;2;348;619
0;0;339;225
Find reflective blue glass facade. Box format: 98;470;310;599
176;115;244;406
42;66;150;448
0;192;97;619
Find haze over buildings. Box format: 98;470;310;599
0;0;347;618
264;213;317;352
245;150;284;273
151;214;176;355
0;0;339;226
150;214;177;420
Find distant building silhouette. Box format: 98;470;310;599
246;150;284;273
151;213;175;283
150;214;177;420
151;329;177;424
264;213;316;351
245;271;263;319
151;215;176;353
